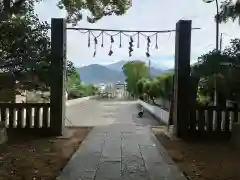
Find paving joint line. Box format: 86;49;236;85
92;131;107;180
120;132;123;176
137;143;151;180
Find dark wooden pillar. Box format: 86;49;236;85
173;20;192;137
50;18;67;136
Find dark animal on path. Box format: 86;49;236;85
138;111;143;117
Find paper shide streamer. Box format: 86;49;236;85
155;33;158;49
119;32;122;48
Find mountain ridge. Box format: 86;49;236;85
77;60;167;84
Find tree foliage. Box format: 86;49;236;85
122;60;174;103
0;2;51;90
122;60;149;96
58;0;131;24
0;0;131;25
192;38;240;104
218;0;240;24
137;73;173;104
67;61;78;78
0;0;99;100
155;73;173;100
66;65;97;99
132;39;240;106
0;3;78;91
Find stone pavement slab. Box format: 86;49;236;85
66;100;159;127
57;123;186;180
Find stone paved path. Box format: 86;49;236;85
60;100;186;180
66;100;159;127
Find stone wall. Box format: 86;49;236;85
155;98;170;110
138;100;169;124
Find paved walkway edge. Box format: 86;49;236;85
148;127;186;172
57;124;187;180
66;96;96;106
138;100;169;125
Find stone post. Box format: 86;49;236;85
50;18;67;136
173;20;192;137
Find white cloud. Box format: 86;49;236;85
35;0;240;69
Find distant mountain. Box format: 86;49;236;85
106;60;164;77
163;68;174;74
77;64;125;84
105;60;126;72
77;61;168;84
149;67;164;77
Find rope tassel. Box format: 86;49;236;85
109;36;114;56
101;31;104;47
129;37;134;57
146;36;151;57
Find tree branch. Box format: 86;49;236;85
2;0;26;15
3;0;10;12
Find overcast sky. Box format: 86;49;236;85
35;0;240;69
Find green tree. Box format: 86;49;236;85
66;71;81;91
221;38;240;102
148;78;162;104
68;83;97;99
218;0;240;24
0;3;77;91
0;3;51;91
66;65;98;99
122;60;149;97
137;73;174;104
156;73;173;100
137;77;149;95
192;39;240;105
0;0;131;24
67;61;78;77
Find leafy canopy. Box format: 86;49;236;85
0;0;131;24
192;38;240;102
137;73;173;104
218;0;240;24
122;61;149;96
4;0;240;26
0;2;51;90
0;2;81;91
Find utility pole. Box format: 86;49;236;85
215;0;219;51
220;33;223;52
203;0;219;51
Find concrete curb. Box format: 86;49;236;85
138;100;169;125
66;96;96;106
